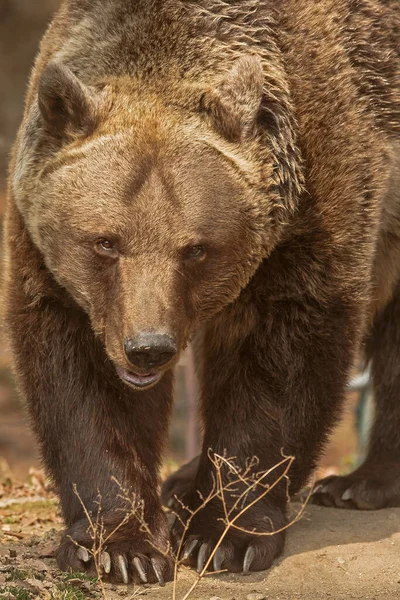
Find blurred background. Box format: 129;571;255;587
0;0;371;483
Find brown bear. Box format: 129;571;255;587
4;0;400;586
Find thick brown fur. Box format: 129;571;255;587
4;0;400;584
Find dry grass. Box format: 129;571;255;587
71;451;311;600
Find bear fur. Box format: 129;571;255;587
4;0;400;585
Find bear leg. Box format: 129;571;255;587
168;246;368;573
168;314;291;573
313;283;400;509
5;255;174;584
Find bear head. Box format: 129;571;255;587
12;56;302;389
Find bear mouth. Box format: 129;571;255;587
116;366;162;390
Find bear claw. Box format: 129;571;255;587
101;551;111;574
197;542;211;573
117;555;128;584
151;557;166;586
341;488;352;501
133;557;148;583
213;547;225;572
76;547;90;563
182;538;199;561
243;545;256;574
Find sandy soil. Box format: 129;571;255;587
142;503;400;600
0;493;398;600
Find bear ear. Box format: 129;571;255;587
38;63;96;137
200;54;264;142
201;55;264;142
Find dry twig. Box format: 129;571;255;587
70;451;311;600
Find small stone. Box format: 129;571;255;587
210;597;222;600
26;578;45;592
336;556;348;571
247;594;267;600
25;535;41;547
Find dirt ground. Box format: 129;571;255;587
0;340;395;600
0;480;398;600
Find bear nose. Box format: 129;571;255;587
124;333;177;370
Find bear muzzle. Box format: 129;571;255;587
116;332;178;390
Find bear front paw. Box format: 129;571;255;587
56;515;173;585
171;493;286;574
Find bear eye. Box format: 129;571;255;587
99;239;114;251
95;238;119;257
184;245;205;260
